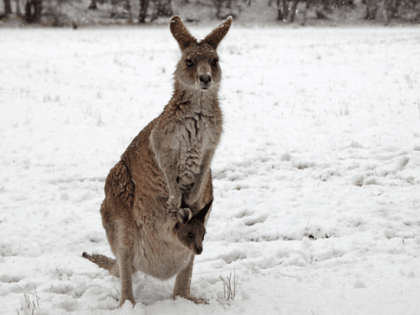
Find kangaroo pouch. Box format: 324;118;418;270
133;224;193;280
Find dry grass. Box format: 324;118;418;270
219;269;239;301
16;287;40;315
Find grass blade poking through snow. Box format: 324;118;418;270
219;269;239;301
17;287;40;315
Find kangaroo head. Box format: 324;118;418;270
175;199;213;255
170;16;232;91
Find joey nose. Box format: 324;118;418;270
199;74;211;89
195;246;203;255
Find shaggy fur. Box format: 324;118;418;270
83;15;232;307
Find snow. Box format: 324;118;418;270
1;26;420;315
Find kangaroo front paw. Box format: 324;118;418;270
167;193;182;214
183;190;199;207
168;205;178;214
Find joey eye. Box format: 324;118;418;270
186;59;194;67
212;59;218;67
187;232;194;239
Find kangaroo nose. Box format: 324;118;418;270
199;74;211;89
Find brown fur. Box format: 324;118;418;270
83;15;232;307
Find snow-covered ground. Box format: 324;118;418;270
1;25;420;315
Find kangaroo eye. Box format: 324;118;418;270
212;59;218;67
186;59;194;67
187;232;194;239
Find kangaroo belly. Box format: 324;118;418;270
133;228;192;280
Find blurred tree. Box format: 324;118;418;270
364;0;378;19
110;0;118;17
288;0;329;24
150;0;172;21
216;0;240;19
270;0;328;23
6;0;417;26
3;0;12;15
139;0;172;23
362;0;419;23
384;0;402;20
108;0;132;20
16;0;23;15
268;0;289;21
124;0;132;21
25;0;42;23
138;0;148;22
88;0;97;9
385;0;419;23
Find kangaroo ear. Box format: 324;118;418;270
194;199;213;223
170;15;197;51
177;208;193;224
203;16;232;50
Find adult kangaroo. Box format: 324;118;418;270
83;15;232;307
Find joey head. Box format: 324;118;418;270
176;199;213;255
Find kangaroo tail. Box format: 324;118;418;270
82;252;120;277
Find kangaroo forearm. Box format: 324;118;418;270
164;165;182;208
185;151;213;205
158;154;183;209
150;130;182;210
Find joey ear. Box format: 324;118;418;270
170;15;197;51
194;199;213;223
203;16;232;50
177;208;193;224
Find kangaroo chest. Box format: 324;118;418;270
176;112;218;188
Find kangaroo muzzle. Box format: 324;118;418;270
199;74;212;90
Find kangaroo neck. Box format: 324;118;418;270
170;81;219;116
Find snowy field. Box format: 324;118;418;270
1;25;420;315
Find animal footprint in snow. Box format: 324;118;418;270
243;214;268;226
235;209;255;219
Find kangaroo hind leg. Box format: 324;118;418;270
173;255;208;304
116;247;136;307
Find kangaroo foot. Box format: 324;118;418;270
119;297;135;308
176;294;209;304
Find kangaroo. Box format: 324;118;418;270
82;15;232;307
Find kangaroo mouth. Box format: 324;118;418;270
199;82;210;90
